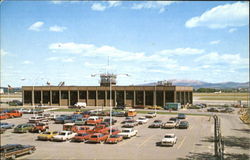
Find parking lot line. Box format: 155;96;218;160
137;134;155;148
177;136;186;150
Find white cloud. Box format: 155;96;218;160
185;2;249;29
28;21;44;31
91;3;106;11
131;1;176;13
195;52;248;67
49;42;95;54
49;25;67;32
159;48;204;56
228;28;237;33
210;40;221;45
46;56;74;63
108;1;121;7
23;60;33;64
51;1;62;4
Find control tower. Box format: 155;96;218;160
100;73;117;86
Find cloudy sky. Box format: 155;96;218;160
1;1;249;87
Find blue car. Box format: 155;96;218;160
0;123;15;129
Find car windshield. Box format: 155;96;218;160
180;121;187;124
44;132;51;135
59;132;66;135
139;118;145;120
77;133;88;136
91;135;98;138
15;125;23;128
167;121;174;124
110;135;119;138
126;121;134;123
165;135;174;138
122;130;130;132
0;123;8;125
154;120;161;123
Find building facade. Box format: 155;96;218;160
22;85;193;107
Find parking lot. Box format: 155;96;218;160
1;111;215;160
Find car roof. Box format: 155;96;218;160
165;133;175;136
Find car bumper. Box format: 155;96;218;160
161;142;174;146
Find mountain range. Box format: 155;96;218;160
139;79;249;89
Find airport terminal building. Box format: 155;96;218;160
22;74;193;107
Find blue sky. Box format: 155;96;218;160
1;1;249;87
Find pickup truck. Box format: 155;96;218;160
29;123;49;133
118;128;138;138
161;134;177;146
0;144;36;160
86;116;103;125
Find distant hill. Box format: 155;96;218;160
138;79;249;89
0;87;22;93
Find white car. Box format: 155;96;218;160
74;102;86;108
145;112;157;118
118;128;138;138
136;117;149;124
161;121;177;129
161;134;177;146
29;116;45;123
48;114;60;120
52;131;76;142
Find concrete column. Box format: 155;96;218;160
179;92;182;105
96;90;98;107
86;90;88;106
174;91;177;103
105;90;107;106
163;91;166;106
183;92;186;105
124;90;126;105
133;90;136;106
59;90;61;106
190;92;193;104
143;91;146;106
40;91;43;105
22;90;24;105
153;90;156;106
114;90;117;107
68;90;70;106
50;90;52;106
77;90;79;103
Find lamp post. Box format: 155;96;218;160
91;73;129;135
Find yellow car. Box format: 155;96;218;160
146;106;163;110
37;131;59;141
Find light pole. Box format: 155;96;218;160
91;73;129;135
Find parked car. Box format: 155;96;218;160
207;107;219;112
118;128;138;138
64;114;83;123
0;123;15;129
169;117;180;126
146;106;162;110
63;123;78;133
5;110;22;118
29;123;49;133
75;118;87;126
161;121;177;129
8;100;23;106
0;113;9;120
148;120;163;128
88;124;109;134
86;116;103;125
115;111;126;117
122;120;139;128
87;133;109;143
71;133;91;142
74;102;86;108
106;134;123;144
113;104;126;110
29;116;45;123
37;131;59;141
121;117;133;124
136;117;149;124
145;112;157;118
108;128;121;135
48;114;60;120
160;134;177;146
52;131;76;142
14;123;35;133
0;144;35;160
77;126;90;134
0;128;7;134
54;115;68;124
177;113;186;119
103;118;117;125
177;121;189;129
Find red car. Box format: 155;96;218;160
87;133;109;143
77;126;90;134
106;134;123;144
29;123;49;133
88;125;109;134
71;133;91;142
0;113;9;120
5;110;22;118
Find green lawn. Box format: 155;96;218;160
194;93;249;101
